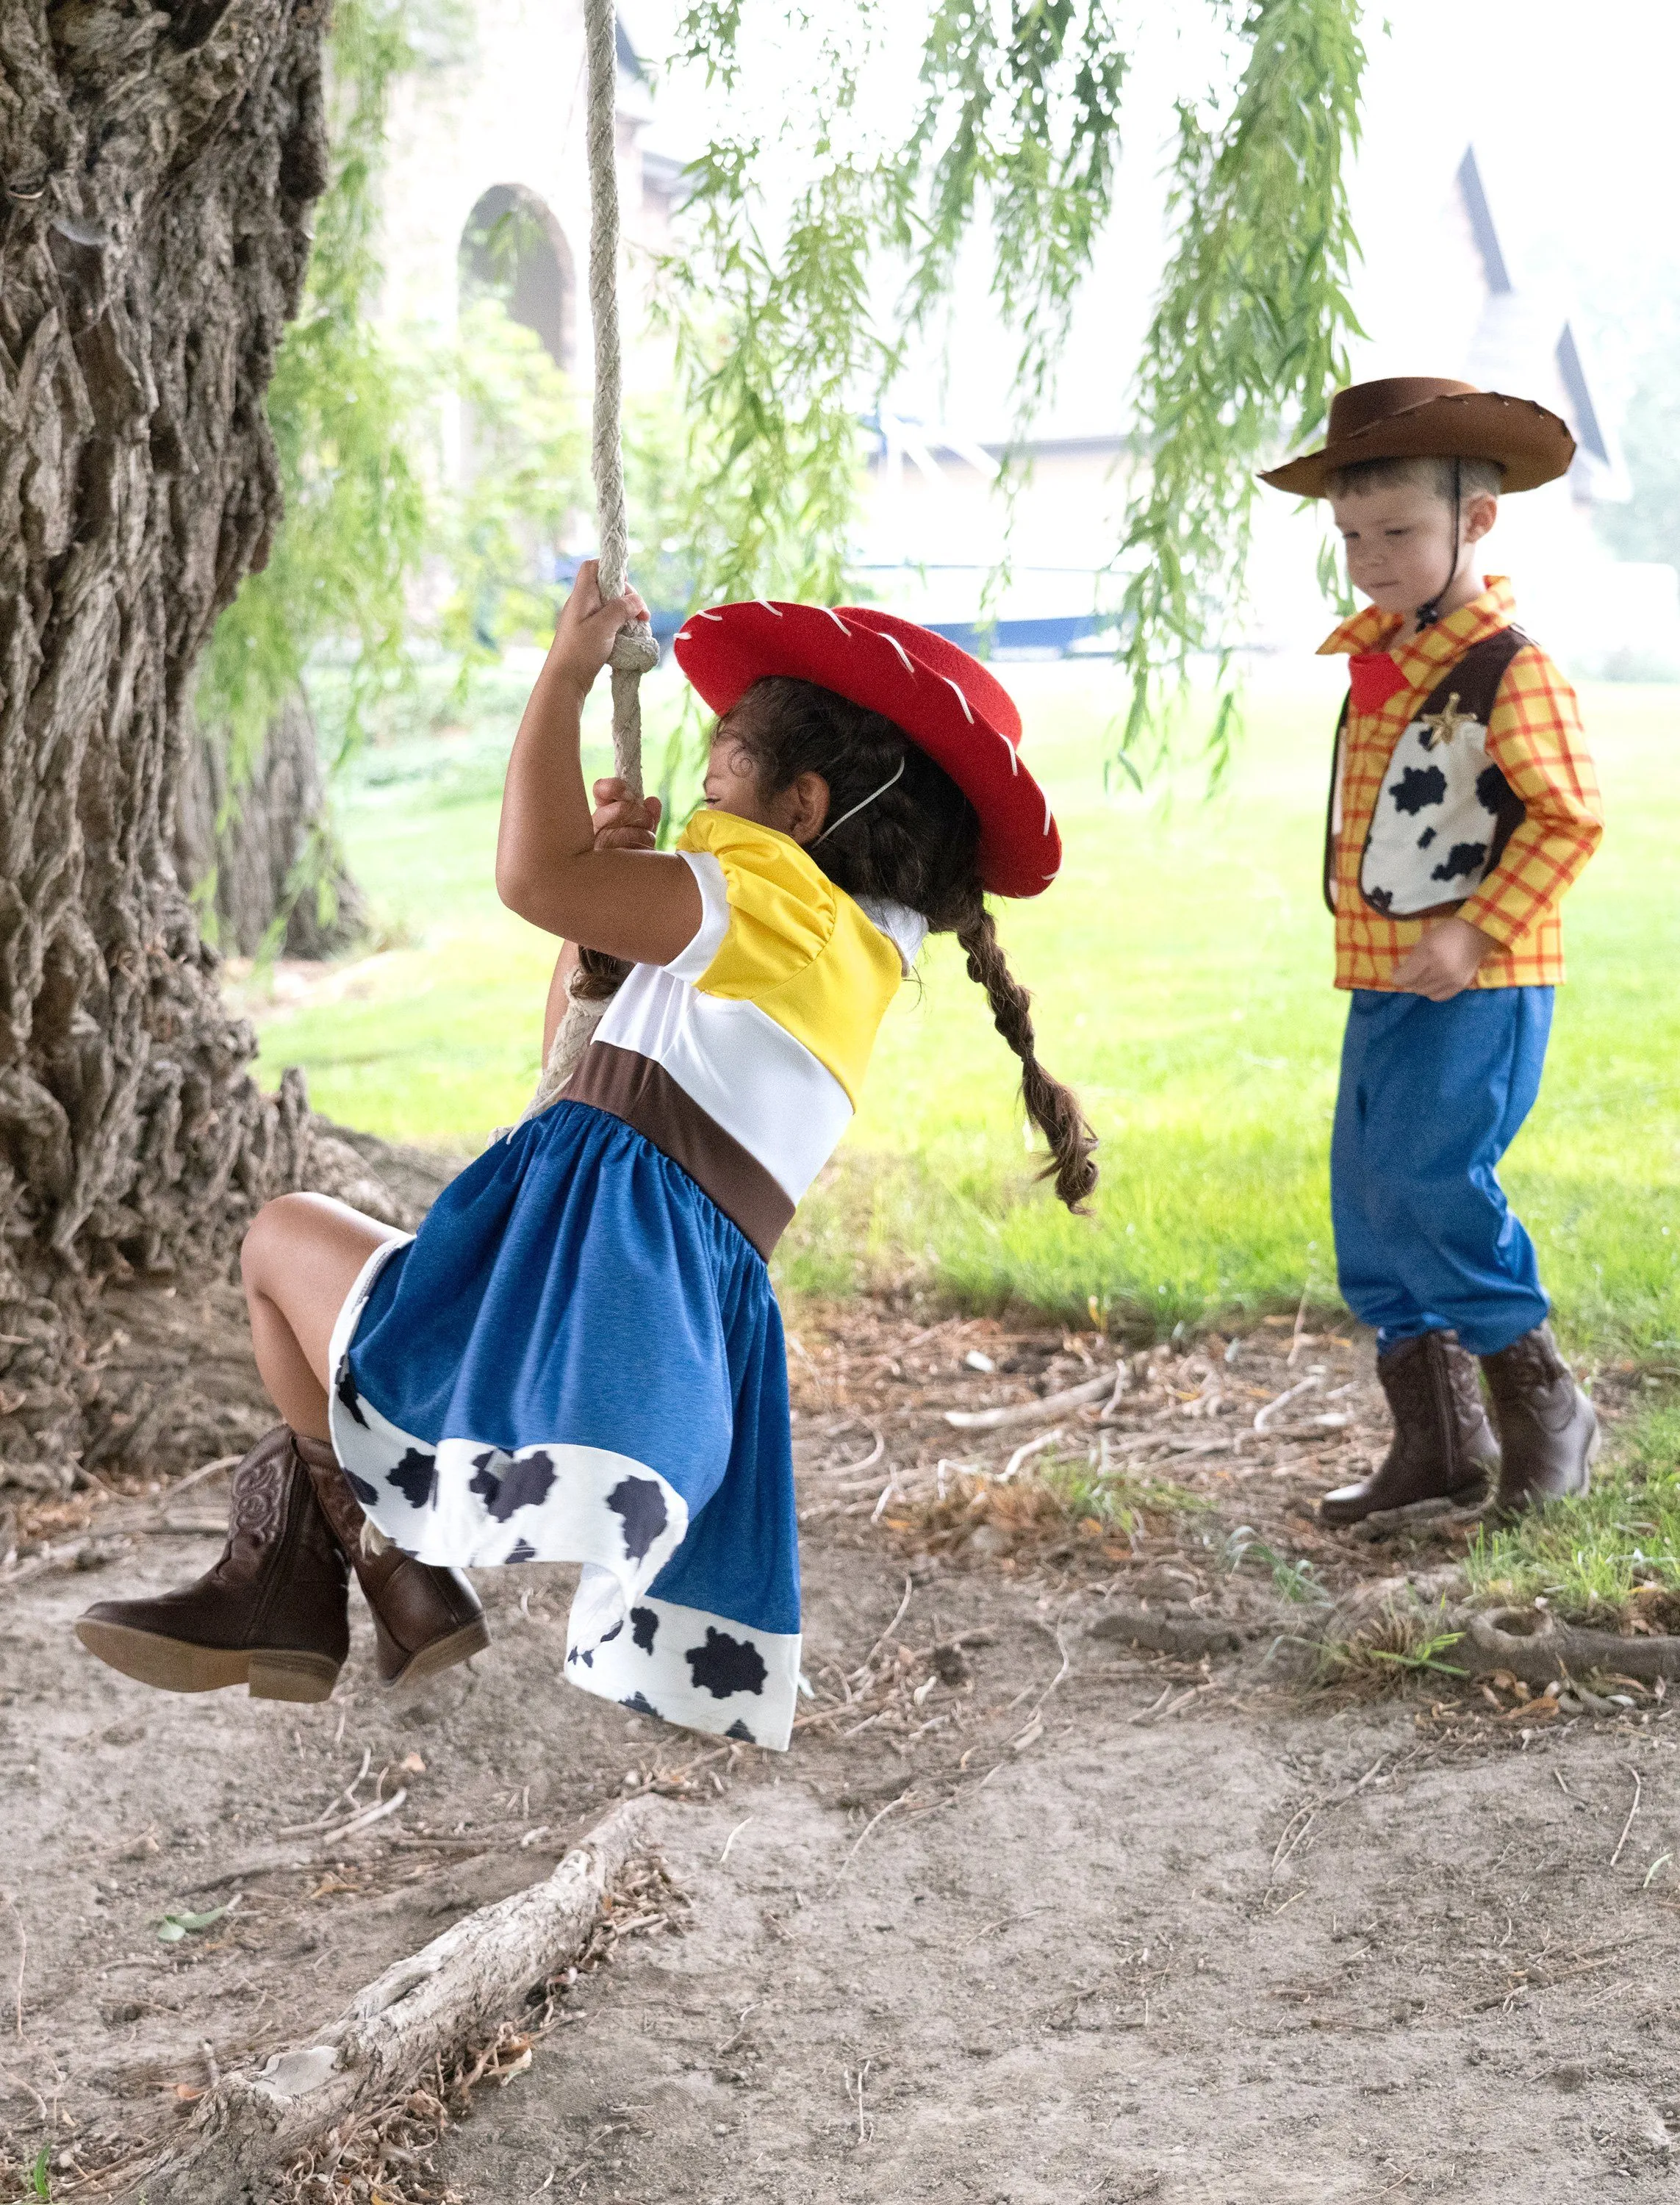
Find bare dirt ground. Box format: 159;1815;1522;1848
2;1294;1677;2203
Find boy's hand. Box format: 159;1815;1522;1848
591;778;662;850
545;559;651;700
1389;916;1499;1001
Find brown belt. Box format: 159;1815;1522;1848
561;1041;794;1260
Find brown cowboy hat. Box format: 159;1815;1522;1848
1259;376;1576;498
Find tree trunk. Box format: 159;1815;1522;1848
0;0;334;1489
176;699;368;960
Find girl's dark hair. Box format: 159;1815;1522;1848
714;675;1097;1212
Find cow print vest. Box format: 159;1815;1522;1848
1323;628;1530;919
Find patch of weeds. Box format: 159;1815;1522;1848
1464;1396;1680;1625
1316;1602;1467;1693
156;1901;232;1945
892;1444;1214;1559
32;2148;51;2201
1038;1449;1218;1538
1223;1524;1332;1607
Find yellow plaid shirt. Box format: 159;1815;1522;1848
1319;576;1603;991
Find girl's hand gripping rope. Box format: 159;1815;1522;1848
590;778;663;850
496;563;698;963
545;558;652;703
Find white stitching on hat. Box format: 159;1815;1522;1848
817;607;851;634
675;630;692;642
941;674;973;723
692;609;724;622
1042;791;1053;832
997;730;1019;775
757;600;784;617
878;631;916;675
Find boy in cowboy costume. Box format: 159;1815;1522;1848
1260;377;1603;1523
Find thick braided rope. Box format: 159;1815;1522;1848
585;0;658;794
528;0;660;1116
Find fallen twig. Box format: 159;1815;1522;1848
943;1370;1117;1432
151;1453;241;1509
1609;1765;1643;1870
182;1791;410;1895
826;1429;884;1477
1000;1427;1065;1482
1254;1374;1321;1433
1097;1364;1130;1419
1285;1290;1310;1366
831;1793;913;1887
854;1576;914;1680
4;1894;24;2036
321;1788;408;1846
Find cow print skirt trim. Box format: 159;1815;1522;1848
565;1566;800;1752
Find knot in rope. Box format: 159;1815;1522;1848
610;623;661;678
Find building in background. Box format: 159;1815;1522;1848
861;143;1679;675
370;10;1676;679
373;1;678;470
1255;145;1677;678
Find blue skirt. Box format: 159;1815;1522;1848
326;1100;800;1749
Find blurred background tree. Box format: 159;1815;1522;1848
182;0;427;960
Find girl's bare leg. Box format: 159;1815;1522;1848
240;1194;404;1441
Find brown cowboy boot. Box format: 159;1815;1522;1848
75;1427;349;1702
1480;1322;1597;1519
294;1435;489;1689
1321;1331;1498;1526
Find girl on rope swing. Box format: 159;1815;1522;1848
76;566;1099;1751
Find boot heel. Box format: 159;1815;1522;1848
387;1617;491;1692
249;1649;341;1703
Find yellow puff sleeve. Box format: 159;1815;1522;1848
676;811;902;1105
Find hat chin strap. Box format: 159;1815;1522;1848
813;755;906;845
1414;456;1462;629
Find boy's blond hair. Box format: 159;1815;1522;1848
1325;453;1504;502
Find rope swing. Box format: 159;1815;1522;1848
529;0;661;1111
583;0;660;778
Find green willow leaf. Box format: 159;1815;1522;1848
662;0;1364;777
1111;0;1365;774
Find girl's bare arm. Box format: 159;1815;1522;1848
495;562;699;959
538;781;666;1059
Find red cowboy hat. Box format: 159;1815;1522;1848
672;601;1060;897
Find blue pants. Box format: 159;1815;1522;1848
1331;986;1554;1358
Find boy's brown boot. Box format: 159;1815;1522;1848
1321;1332;1498;1526
75;1427;350;1702
293;1435;490;1689
1480;1323;1597;1519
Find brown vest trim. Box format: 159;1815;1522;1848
561;1041;794;1261
1324;625;1530;918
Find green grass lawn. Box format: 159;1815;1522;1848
255;662;1680;1358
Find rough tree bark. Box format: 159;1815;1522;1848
0;0;337;1490
176;700;368;959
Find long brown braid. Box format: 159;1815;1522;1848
723;677;1099;1212
950;898;1099;1211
